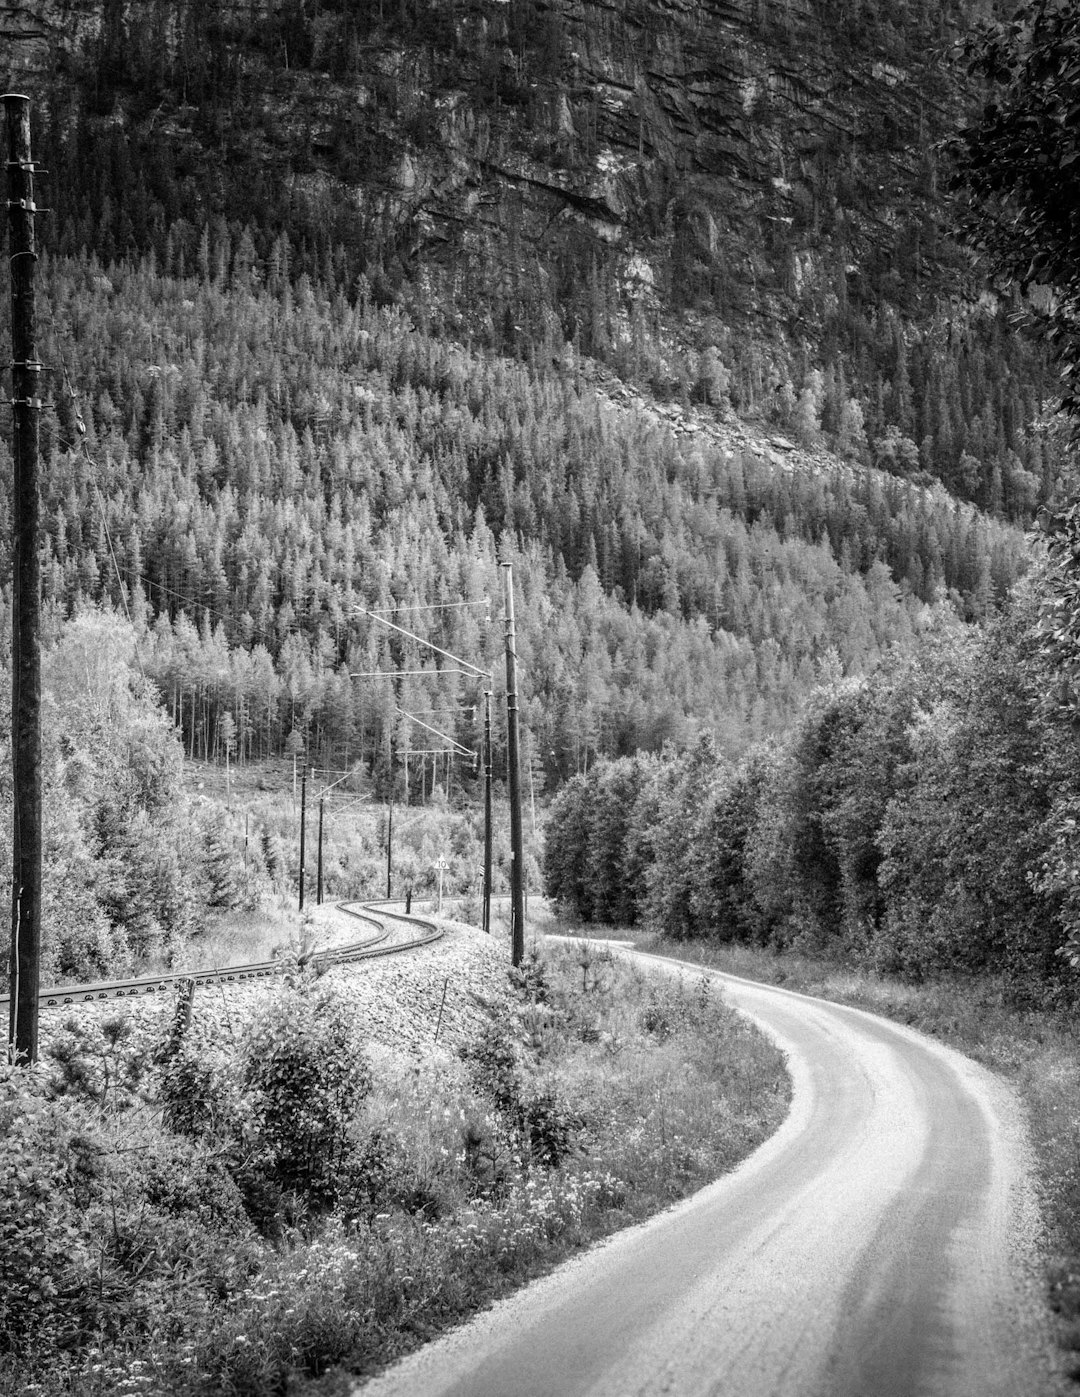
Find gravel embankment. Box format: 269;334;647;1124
35;909;514;1057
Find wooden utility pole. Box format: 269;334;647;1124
298;768;307;911
501;563;525;967
4;95;42;1065
482;689;493;936
385;780;393;898
316;794;324;905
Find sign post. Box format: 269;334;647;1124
434;856;449;920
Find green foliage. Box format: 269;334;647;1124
238;982;374;1220
0;231;1038;802
158;1010;241;1142
588;757;655;927
544;757;653;925
688;746;778;945
8;610;222;983
542;774;594;919
641;735;726;940
3;935;788;1395
200;811;252;913
0;2;1069;981
877;601;1058;980
0;1071;100;1361
551;594;1080;994
0;1040;260;1372
45;1013;154;1112
460;951;601;1175
29;0;1066;508
952;0;1080;414
1014;518;1080;964
459;1013;584;1175
0;610;295;987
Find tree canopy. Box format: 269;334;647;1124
952;0;1080;414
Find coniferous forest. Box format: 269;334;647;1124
0;0;1075;980
6;3;1080;1395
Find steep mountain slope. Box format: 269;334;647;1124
1;0;1063;504
0;0;1054;791
0;247;1024;777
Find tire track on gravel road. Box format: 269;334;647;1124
359;950;1064;1397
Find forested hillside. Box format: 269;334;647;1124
0;1;1065;781
8;0;1067;511
0;0;1072;970
0;246;1027;789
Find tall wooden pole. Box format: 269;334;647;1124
5;95;42;1065
501;563;525;967
298;768;307;911
316;794;324;905
386;743;394;898
482;689;492;936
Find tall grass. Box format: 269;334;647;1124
2;935;788;1397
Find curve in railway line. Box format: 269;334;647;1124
0;900;444;1012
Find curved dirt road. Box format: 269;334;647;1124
359;954;1063;1397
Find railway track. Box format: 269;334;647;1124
0;901;444;1011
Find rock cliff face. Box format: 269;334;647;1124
0;1;984;377
1;1;100;74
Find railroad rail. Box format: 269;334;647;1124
0;901;444;1011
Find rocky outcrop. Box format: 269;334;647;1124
0;0;974;367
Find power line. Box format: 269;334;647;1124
367;598;490;615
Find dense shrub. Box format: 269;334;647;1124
238;981;374;1222
460;1014;584;1173
1;933;788;1396
0;1071;102;1361
0;1057;261;1369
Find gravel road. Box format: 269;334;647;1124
358;950;1065;1397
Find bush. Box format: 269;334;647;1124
460;967;584;1172
45;1013;155;1111
521;1087;583;1167
0;1060;260;1367
0;1071;101;1360
238;981;374;1221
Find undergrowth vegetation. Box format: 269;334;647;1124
0;939;787;1395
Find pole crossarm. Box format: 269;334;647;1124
320;793;376;820
317;767;358;798
353;606;492;682
396;707;474;758
349;668;479;680
366;599;490;616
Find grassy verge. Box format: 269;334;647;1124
2;935;788;1396
620;930;1080;1379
